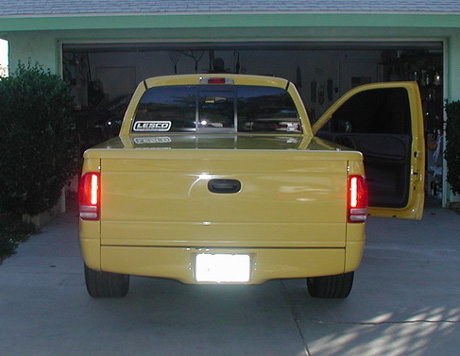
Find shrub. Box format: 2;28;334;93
0;62;78;216
444;100;460;195
0;218;36;261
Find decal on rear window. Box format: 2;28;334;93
133;121;172;132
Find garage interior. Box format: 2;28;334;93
62;41;444;199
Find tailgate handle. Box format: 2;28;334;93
208;179;241;194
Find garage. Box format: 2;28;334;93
62;40;444;199
3;1;460;206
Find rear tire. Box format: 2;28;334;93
307;272;354;299
84;264;130;298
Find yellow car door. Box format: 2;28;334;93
312;82;425;219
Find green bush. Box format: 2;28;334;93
0;62;78;216
445;100;460;195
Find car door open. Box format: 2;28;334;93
313;82;425;219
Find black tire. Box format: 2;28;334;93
84;264;130;298
306;272;354;299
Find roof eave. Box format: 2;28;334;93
1;12;460;32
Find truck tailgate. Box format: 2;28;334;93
98;149;356;248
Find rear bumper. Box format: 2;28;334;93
91;245;364;284
80;219;365;284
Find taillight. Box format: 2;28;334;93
199;77;234;84
79;172;100;220
348;175;368;223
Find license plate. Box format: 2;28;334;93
195;254;251;283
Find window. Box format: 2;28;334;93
132;85;300;133
134;86;197;131
327;88;411;135
237;86;300;133
198;91;235;129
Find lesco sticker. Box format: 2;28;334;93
133;121;172;132
133;137;172;144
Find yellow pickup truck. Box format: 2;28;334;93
79;74;425;299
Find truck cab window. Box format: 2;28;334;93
237;86;301;133
198;91;235;129
134;86;197;131
132;85;301;134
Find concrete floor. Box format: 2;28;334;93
1;200;459;356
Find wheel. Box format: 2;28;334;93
84;264;130;298
306;272;354;299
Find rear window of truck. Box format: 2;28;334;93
132;85;301;134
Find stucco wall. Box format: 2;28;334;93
448;33;460;101
7;32;58;73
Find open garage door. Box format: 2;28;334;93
62;40;444;200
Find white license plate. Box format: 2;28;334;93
195;254;251;283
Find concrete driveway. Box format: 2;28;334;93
0;200;459;356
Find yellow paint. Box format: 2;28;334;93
100;246;346;284
80;74;422;282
